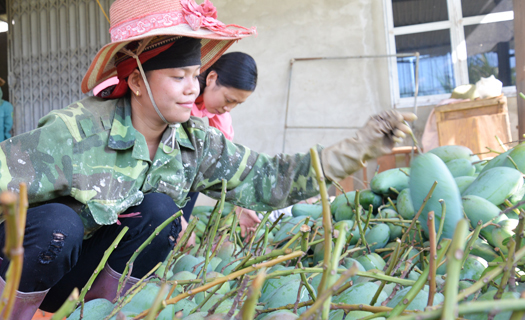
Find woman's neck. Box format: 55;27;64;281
130;97;167;161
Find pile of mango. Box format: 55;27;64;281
64;143;525;320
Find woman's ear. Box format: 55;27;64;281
127;69;143;95
206;71;218;87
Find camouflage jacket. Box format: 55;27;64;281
0;96;322;237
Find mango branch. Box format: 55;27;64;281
400;181;438;245
298;264;359;320
309;147;333;312
426;211;437;307
132;251;305;319
441;219;468;320
145;283;168;320
371;239;402;306
240;268;266;320
321;223;347;319
388;238;451;318
50;288;79;320
0;186;27;320
163;217;199;280
390;299;525;320
118;210;182;297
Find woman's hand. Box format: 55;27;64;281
177;216;196;249
236;207;261;242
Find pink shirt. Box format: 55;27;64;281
191;96;234;141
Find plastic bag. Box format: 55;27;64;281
476;75;502;99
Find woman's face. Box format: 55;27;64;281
132;66;201;125
202;71;253;115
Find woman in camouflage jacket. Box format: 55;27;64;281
0;0;415;317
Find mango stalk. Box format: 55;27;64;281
298;263;359;320
0;188;25;320
441;219;468;320
388;238;451;317
145;283;168;320
50;288;79;320
117;210;181;298
200;179;227;282
426;211;437;307
309;147;333;314
240;268;266;320
132;251;305;319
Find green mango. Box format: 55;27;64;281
265;279;314;314
364;223;390;252
172;298;198;317
455;176;476;194
172;255;203;274
462;195;502;232
331;190;382;214
273;216;314;243
334;203;354;222
427;145;473;162
356;253;386;271
215;241;239;261
410;153;463;240
397;188;415;219
370;168;410;196
460;255;488;281
463;167;524;206
291;203;323;219
333;282;387;305
446;158;476;177
260;268;301;302
481;143;525;174
222;202;235;216
386;285;444;311
67;299;114;320
258;310;299;320
119;283;175;320
333;220;353;242
194;219;207;238
182;312;208;320
329;309;345;320
200;294;234;313
343;258;366;282
470;238;499;262
192;205;215;216
490;218;518;254
379;208;403;241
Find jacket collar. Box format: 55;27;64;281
108;97;195;153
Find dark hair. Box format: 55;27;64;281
198;52;257;95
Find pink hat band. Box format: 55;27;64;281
110;0;255;42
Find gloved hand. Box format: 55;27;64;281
321;110;417;182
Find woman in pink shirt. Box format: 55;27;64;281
184;52;260;240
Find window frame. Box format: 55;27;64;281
383;0;516;108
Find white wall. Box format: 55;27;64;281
197;0;392;206
217;0;392;155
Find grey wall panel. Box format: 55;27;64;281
8;0;113;135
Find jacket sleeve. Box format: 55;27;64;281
193;126;322;211
0;112;74;204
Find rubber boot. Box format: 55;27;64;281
0;276;49;320
84;263;140;303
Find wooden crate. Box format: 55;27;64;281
434;95;510;159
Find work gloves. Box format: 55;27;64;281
321;110;417;182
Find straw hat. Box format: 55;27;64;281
81;0;256;94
